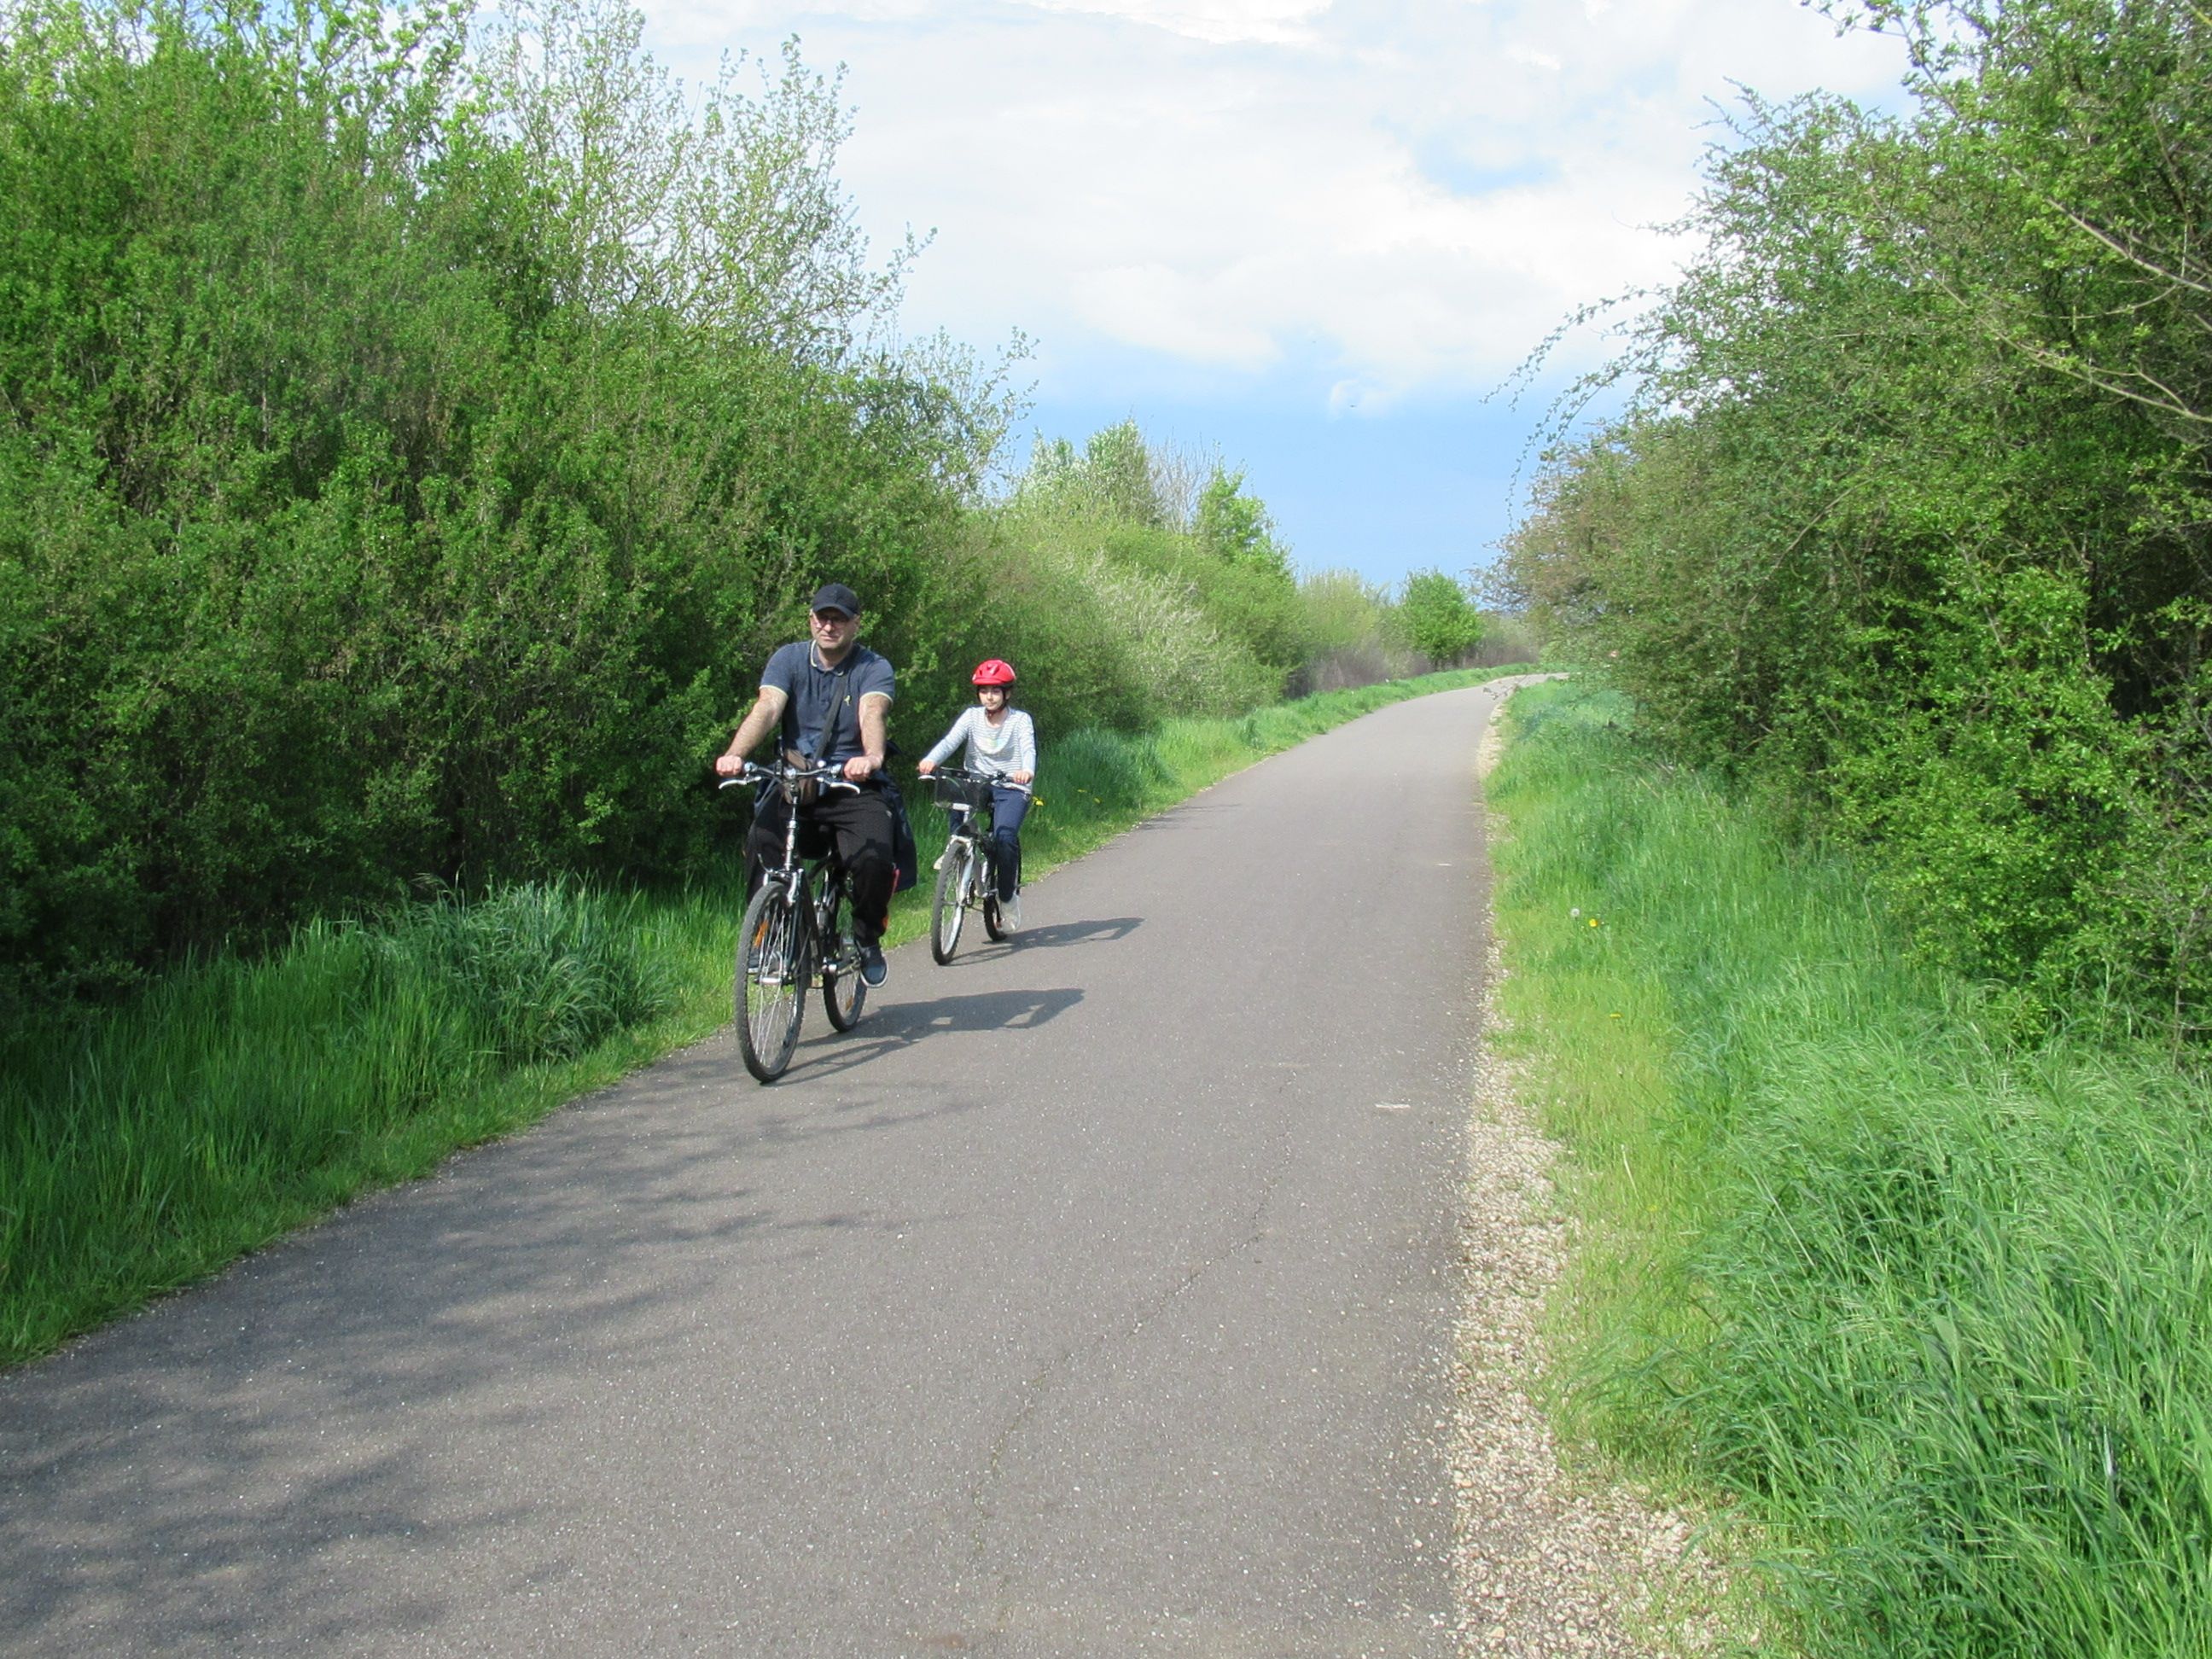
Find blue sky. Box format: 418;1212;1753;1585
632;0;1912;591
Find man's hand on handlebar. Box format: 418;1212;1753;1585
714;751;748;778
841;754;881;783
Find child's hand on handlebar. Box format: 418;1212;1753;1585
917;759;936;777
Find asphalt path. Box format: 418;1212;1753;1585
1;680;1533;1657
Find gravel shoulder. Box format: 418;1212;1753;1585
1448;686;1732;1657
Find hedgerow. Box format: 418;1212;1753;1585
1504;0;2212;1040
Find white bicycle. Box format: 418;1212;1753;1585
927;766;1024;963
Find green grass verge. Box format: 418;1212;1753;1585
0;665;1531;1367
1488;678;2212;1658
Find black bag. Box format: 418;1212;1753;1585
882;778;920;894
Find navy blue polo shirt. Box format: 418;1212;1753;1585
761;641;895;766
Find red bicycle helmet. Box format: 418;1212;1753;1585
970;659;1016;686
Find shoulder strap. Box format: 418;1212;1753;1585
816;656;850;757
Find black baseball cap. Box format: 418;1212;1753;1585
809;582;861;617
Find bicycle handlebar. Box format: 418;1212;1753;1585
928;764;1032;794
717;758;864;795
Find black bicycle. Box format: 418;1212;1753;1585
927;765;1025;963
720;759;870;1082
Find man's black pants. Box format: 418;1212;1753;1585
747;786;896;946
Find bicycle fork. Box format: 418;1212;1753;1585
816;876;856;981
755;872;812;987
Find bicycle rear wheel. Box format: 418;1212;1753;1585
737;883;809;1081
930;841;972;963
821;885;867;1031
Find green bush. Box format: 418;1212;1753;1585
956;503;1283;732
0;0;991;1009
1500;0;2212;1040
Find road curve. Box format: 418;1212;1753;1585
1;680;1534;1657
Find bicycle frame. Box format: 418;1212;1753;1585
928;766;1027;963
720;758;869;1079
760;760;864;934
933;770;1005;905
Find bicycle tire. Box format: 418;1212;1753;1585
737;883;808;1082
931;841;971;963
821;885;866;1031
976;837;1013;940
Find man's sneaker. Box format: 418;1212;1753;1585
999;893;1021;930
859;944;888;987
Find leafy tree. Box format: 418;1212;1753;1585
1394;570;1485;664
1082;421;1172;528
1016;421;1176;527
992;423;1310;704
1195;468;1290;579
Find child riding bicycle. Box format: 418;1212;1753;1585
916;660;1035;928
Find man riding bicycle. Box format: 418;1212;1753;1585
715;583;896;987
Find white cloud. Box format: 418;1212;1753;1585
634;0;1912;410
1010;0;1330;46
1068;262;1282;366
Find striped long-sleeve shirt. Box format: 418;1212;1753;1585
921;706;1036;782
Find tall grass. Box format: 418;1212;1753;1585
0;880;705;1361
0;666;1532;1365
1489;679;2212;1657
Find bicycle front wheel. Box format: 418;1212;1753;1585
821;888;867;1031
737;883;809;1082
930;841;971;963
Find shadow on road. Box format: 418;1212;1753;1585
770;985;1086;1086
870;984;1083;1035
946;914;1143;953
